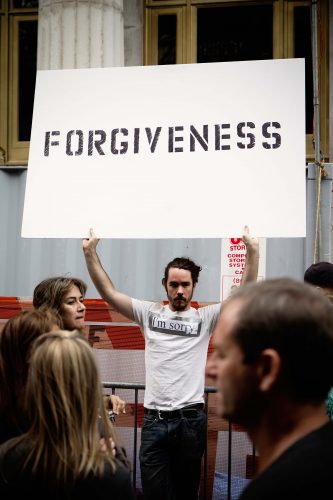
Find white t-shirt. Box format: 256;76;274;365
132;299;221;410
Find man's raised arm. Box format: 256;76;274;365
240;225;260;285
82;228;135;321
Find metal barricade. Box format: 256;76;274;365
103;382;256;500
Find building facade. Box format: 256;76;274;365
0;0;332;299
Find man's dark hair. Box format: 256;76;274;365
162;257;202;286
304;261;333;288
225;278;333;404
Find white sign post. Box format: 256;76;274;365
22;59;305;239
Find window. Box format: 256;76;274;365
0;0;38;166
145;0;329;161
196;5;273;63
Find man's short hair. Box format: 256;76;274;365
304;261;333;288
224;278;333;404
162;257;202;286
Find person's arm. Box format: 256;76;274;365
82;228;135;321
240;225;259;286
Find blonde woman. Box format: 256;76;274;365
0;330;135;499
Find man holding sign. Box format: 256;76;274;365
83;227;259;500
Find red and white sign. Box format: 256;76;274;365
220;237;266;300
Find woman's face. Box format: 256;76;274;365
59;285;86;330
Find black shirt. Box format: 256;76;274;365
240;421;333;500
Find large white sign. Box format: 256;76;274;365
22;59;305;239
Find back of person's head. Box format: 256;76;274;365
24;329;117;486
225;277;333;404
304;262;333;305
33;276;87;311
304;261;333;288
0;309;62;424
162;257;202;286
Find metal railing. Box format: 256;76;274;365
103;382;256;500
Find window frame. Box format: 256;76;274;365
0;7;8;166
0;1;38;167
9;13;37;165
144;0;329;162
283;0;328;160
145;6;187;64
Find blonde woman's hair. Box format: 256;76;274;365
22;330;119;489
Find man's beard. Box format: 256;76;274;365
172;298;188;311
168;293;193;311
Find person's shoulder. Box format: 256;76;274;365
0;438;32;488
132;298;158;307
240;422;333;500
199;302;221;310
0;417;22;447
78;461;135;498
197;302;221;317
269;421;333;471
290;420;333;455
131;298;157;312
101;459;132;482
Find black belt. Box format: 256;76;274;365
144;403;204;420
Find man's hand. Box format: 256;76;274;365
82;228;100;256
240;225;259;285
242;225;259;255
104;394;126;415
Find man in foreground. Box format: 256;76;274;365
206;277;333;499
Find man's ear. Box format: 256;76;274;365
257;349;281;392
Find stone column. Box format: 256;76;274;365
124;0;143;66
37;0;124;70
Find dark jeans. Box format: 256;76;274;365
139;409;207;500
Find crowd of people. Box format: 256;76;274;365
0;278;132;498
1;229;333;500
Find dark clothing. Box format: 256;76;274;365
0;440;136;500
240;421;333;500
139;407;207;500
0;415;23;445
